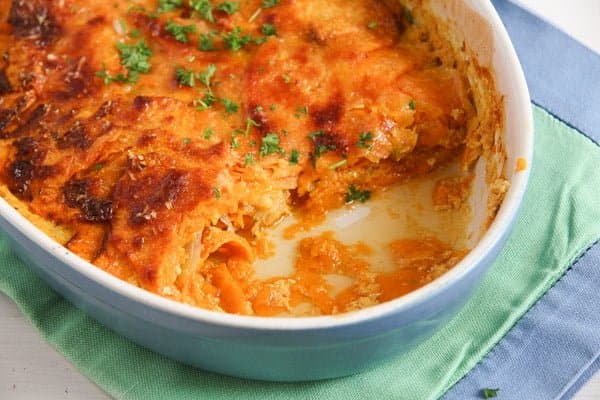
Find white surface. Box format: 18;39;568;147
2;1;600;399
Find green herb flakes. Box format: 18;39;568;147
260;133;285;157
345;185;371;203
165;20;196;43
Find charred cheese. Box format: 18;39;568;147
0;0;497;316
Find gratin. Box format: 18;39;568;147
0;0;505;316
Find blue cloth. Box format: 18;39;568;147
445;1;600;398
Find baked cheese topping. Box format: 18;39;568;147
0;0;489;316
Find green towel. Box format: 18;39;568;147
1;106;599;399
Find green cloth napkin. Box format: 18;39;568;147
1;106;600;399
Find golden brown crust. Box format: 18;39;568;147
0;0;502;315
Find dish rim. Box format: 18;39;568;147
0;0;533;331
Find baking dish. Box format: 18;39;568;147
0;0;532;381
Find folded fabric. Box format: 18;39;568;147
445;2;600;398
2;105;598;400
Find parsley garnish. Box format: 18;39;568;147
221;98;239;114
99;40;152;84
481;388;499;399
260;133;285;157
294;105;308;118
328;159;347;170
282;74;291;84
195;93;217;110
308;130;324;141
190;0;214;23
345;185;371;203
408;99;416;110
244;153;256;166
198;63;216;92
223;27;252;51
367;21;378;29
403;7;415;25
157;0;183;12
269;104;276;111
213;187;221;199
203;127;214;139
261;23;277;36
117;40;152;73
182;137;192;144
308;130;336;163
165;20;196;43
289;149;299;164
194;64;218;110
243;117;260;135
96;64;139;84
175;67;196;87
231;136;240;149
198;32;216;51
261;0;280;8
216;1;239;15
357;131;374;149
94;163;104;171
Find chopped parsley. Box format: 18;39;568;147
294;105;308;118
216;1;239;15
157;0;183;12
119;19;129;34
261;23;277;36
367;21;378;29
93;163;104;171
98;39;153;84
244;153;256;166
289;149;299;164
261;0;280;8
243;117;260;135
190;0;214;23
481;388;499;399
230;136;241;149
282;74;291;84
403;7;415;25
345;185;371;204
203;127;214;139
198;32;216;51
198;64;217;92
182;137;192;145
195;65;217;110
195;93;217;110
96;64;138;84
269;104;277;111
213;187;221;199
165;20;196;43
175;67;196;87
328;159;347;170
223;27;252;51
221;98;239;114
408;99;416;110
260;133;285;157
357;131;374;149
308;130;336;163
117;40;153;73
308;130;324;141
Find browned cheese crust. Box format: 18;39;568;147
0;0;501;315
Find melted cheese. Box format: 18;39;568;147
0;0;493;316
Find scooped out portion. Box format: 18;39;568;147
0;0;505;316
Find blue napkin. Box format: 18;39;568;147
445;1;600;398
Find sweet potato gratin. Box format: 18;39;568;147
0;0;503;316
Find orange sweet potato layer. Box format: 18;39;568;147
0;0;479;315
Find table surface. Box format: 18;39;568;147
2;1;600;399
